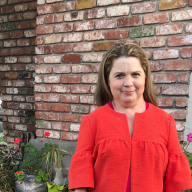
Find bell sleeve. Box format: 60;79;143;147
163;114;192;192
68;116;95;190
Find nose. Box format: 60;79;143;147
123;75;133;87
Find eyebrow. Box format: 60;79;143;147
113;71;142;75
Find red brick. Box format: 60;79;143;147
55;2;75;12
36;129;43;137
37;4;54;15
55;23;73;33
144;50;152;60
45;14;63;23
131;2;156;14
8;116;20;123
26;96;34;102
0;33;9;40
35;112;43;119
5;57;17;63
36;36;43;45
81;74;98;83
140;37;166;48
84;31;105;41
23;12;37;20
82;53;103;62
43;112;59;121
12;80;25;86
52;65;71;74
1;6;14;14
2;95;12;101
52;103;69;112
153;49;179;60
43;94;60;102
35;103;51;111
64;11;84;22
16;21;30;29
18;56;31;63
74;21;94;31
152;73;176;83
36;16;44;25
61;132;78;141
165;109;187;120
63;33;83;42
186;22;192;33
52;84;70;93
35;46;52;54
24;30;36;38
80;95;94;104
10;31;23;39
85;8;105;19
7;103;19;109
162;85;189;95
20;103;33;110
35;84;51;92
5;72;18;79
97;0;119;6
11;64;25;71
52;122;69;131
159;0;186;10
61;94;79;103
144;12;169;24
181;48;192;58
62;54;81;63
44;56;61;64
119;15;142;27
35;94;42;101
172;9;192;21
94;41;115;51
44;75;61;83
71;85;90;93
17;39;30;46
150;61;163;71
178;73;190;83
29;2;37;10
73;43;93;52
2;109;13;115
95;19;117;29
168;35;192;46
44;34;62;44
60;114;78;122
153;85;161;95
61;75;81;83
35;75;43;83
175;97;188;107
0;0;7;5
33;56;43;64
107;5;129;17
190;0;192;6
36;25;53;34
72;64;91;73
4;40;16;47
92;64;100;73
35;65;52;74
15;4;28;12
8;14;22;21
164;60;192;70
0;49;10;56
53;44;72;53
71;104;89;113
106;29;128;39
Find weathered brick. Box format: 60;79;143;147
0;16;8;23
23;12;37;20
85;8;105;19
140;37;166;47
190;0;192;6
6;87;19;94
52;122;69;131
94;41;115;51
17;39;30;46
162;85;189;95
131;2;156;14
53;44;72;53
157;97;173;107
15;4;28;12
122;0;144;2
156;23;183;36
35;76;43;83
64;11;84;21
35;103;51;111
15;124;27;131
26;96;34;102
2;95;12;101
81;74;98;83
35;112;43;119
36;36;43;45
0;0;7;5
2;109;13;115
36;120;51;129
7;103;19;109
153;49;179;60
33;56;43;64
92;64;100;72
144;12;169;24
35;46;52;54
76;0;96;10
0;32;9;40
30;21;37;28
1;6;14;14
35;65;52;74
61;94;79;103
150;61;163;72
74;21;94;31
20;103;33;110
43;94;60;102
52;84;70;93
46;0;62;3
55;2;75;12
43;112;59;121
16;21;30;29
10;31;23;38
11;64;25;71
53;65;71;73
95;19;117;29
119;15;142;27
164;109;187;120
36;16;44;25
37;4;54;15
186;22;192;33
181;48;192;58
168;35;192;46
62;54;81;63
154;85;161;95
71;85;90;94
61;132;78;141
45;14;63;23
71;104;89;113
107;5;129;17
0;49;10;56
178;73;190;83
52;103;69;112
36;25;53;34
4;72;17;79
97;0;119;6
43;130;60;139
80;95;94;104
84;31;105;41
18;56;31;63
175;97;188;107
35;94;42;101
13;95;25;102
29;2;37;10
4;40;16;47
8;116;20;123
9;14;22;21
35;84;51;92
44;56;61;63
164;60;192;71
159;0;186;10
172;9;192;21
106;29;128;40
129;26;154;38
36;129;43;137
55;23;73;33
70;124;81;131
82;53;103;62
44;34;62;44
151;73;176;83
5;57;17;63
61;75;81;83
63;33;83;42
44;75;61;83
10;48;24;55
12;80;25;86
73;43;93;52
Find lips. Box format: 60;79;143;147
121;90;135;95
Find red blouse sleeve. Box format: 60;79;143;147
163;114;192;192
68;116;95;190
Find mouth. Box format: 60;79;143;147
121;90;135;95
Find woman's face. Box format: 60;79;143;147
108;57;146;106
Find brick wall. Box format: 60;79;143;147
1;0;192;143
0;0;37;142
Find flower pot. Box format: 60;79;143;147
46;182;67;192
15;174;47;192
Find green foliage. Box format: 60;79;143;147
15;171;24;181
35;170;49;183
2;23;16;31
25;110;36;124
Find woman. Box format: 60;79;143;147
68;43;192;192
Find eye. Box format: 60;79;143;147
115;73;124;78
132;73;140;77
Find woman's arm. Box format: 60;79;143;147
75;188;87;192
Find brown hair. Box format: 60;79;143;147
94;43;157;107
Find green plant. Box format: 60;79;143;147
15;171;24;181
35;170;49;183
